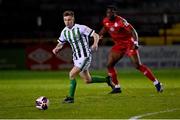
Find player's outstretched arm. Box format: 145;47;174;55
52;42;64;55
91;32;100;51
99;27;107;40
128;25;139;49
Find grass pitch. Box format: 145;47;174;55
0;69;180;119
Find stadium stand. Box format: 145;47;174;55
0;0;180;45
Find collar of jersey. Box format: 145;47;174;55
66;24;76;30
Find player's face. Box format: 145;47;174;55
64;16;74;28
106;8;115;21
106;9;114;18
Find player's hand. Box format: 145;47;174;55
52;47;60;55
91;44;98;51
133;41;139;49
99;35;103;40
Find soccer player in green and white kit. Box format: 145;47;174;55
52;10;113;103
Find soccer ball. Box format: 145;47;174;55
35;96;49;110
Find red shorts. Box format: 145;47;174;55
111;39;138;57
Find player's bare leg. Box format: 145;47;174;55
107;51;124;93
129;51;163;92
79;70;91;83
79;70;114;88
63;66;81;103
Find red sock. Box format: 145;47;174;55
137;64;156;82
108;67;119;85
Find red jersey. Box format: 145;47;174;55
102;15;133;44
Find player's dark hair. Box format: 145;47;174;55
63;10;74;17
107;5;117;12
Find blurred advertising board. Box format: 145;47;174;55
1;45;179;70
0;48;26;69
26;44;73;70
91;46;180;69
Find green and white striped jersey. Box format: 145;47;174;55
58;24;94;60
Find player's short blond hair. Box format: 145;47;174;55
63;10;74;17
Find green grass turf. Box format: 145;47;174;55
0;69;180;119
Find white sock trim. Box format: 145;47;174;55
153;79;159;85
115;85;120;88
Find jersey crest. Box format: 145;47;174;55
110;27;115;32
114;22;118;27
105;22;109;27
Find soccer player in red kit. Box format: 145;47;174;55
99;6;163;93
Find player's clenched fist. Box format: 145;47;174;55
52;47;60;55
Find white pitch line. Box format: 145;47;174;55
129;108;180;120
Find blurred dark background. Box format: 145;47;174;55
0;0;180;44
0;0;180;70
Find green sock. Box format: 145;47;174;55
69;79;77;98
91;76;107;83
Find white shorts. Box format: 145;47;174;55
74;56;92;71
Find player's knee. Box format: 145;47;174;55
69;72;75;80
107;64;113;68
134;63;141;69
85;80;91;84
135;65;140;69
84;78;92;84
136;64;146;71
107;60;117;68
